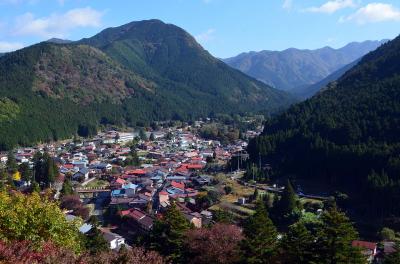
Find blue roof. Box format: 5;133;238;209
122;183;138;189
111;189;125;197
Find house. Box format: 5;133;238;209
159;191;169;204
352;240;377;263
101;230;126;250
193;175;212;186
122;183;139;197
120;208;154;232
185;212;202;228
91;163;112;172
72;168;90;181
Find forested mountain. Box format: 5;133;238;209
0;19;293;150
46;38;73;44
247;35;400;220
291;59;360;98
224;40;386;91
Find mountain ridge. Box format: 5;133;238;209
224;40;388;92
247;34;400;219
0;19;294;150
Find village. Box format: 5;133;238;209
0;118;396;263
0;119;267;248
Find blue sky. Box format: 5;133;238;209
0;0;399;57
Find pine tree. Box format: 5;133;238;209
315;207;365;264
6;150;17;173
241;201;278;264
279;180;297;215
84;216;109;254
18;162;32;182
280;223;316;263
61;178;74;196
151;202;191;263
384;242;400;264
272;179;299;225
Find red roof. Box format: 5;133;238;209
115;178;126;185
63;164;74;169
120;208;145;220
187;164;204;170
159;191;169;196
352;241;377;251
171;181;185;190
126;169;146;175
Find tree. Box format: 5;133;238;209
185;223;243;264
314;207;364;264
384;242;400;264
149;133;155;141
280;223;316;263
18;162;32;182
240;201;278;264
33;152;58;188
272;179;300;225
379;227;396;241
61;178;74;196
151;202;191;263
0;191;83;253
84;217;109;254
6;150;17;173
139;129;147;141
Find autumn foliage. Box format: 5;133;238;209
185;223;243;264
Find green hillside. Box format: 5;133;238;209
0;20;293;150
247;36;400;219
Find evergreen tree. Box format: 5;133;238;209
315;207;364;264
272;179;299;225
6;150;17;173
241;201;278;264
280;223;316;263
33;152;58;188
61;178;74;196
18;162;32;182
139;129;147;141
151;202;191;263
149;133;155;141
384;242;400;264
84;217;109;254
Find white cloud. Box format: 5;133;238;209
195;28;216;43
304;0;356;14
13;7;103;38
340;3;400;24
283;0;293;10
0;41;24;52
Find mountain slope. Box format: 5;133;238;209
79;19;291;110
291;59;360;98
247;35;400;218
224;40;386;91
0;20;294;150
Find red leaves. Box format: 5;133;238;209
185;223;243;264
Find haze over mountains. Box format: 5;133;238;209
224;40;387;95
0;19;293;150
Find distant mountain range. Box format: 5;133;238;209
223;40;387;95
248;35;400;219
46;38;73;44
0;19;293;150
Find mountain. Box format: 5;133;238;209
247;35;400;219
46;38;73;44
0;19;293;150
78;20;292;110
291;59;360;98
224;40;387;91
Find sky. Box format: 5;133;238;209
0;0;399;57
